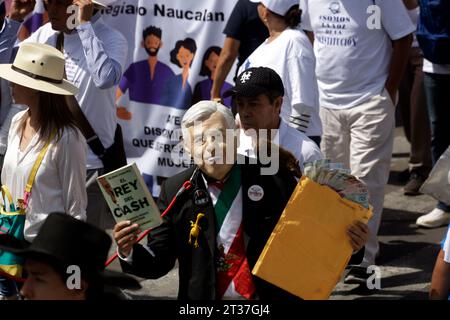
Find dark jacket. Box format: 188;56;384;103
120;160;300;300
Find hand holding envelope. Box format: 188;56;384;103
252;168;373;300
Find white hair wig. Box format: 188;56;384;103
181;101;236;141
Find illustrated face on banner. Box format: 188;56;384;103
177;46;195;69
143;34;162;57
205;51;219;80
185;111;237;180
100;1;238;196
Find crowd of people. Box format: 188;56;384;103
0;0;448;301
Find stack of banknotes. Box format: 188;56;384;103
303;159;369;209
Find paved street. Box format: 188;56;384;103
107;128;448;300
331;128;446;300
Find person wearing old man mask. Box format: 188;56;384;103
113;100;369;300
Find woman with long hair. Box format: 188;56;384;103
0;42;87;299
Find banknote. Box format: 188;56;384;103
302;160;369;208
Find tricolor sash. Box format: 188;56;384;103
214;166;256;299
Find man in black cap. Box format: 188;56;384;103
0;212;140;300
224;67;323;173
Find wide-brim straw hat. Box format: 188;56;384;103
0;42;78;95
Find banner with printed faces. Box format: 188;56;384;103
101;0;238;196
11;0;239;196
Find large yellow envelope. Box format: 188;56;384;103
252;177;373;300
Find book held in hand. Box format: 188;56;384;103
97;163;162;230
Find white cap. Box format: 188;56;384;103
250;0;298;17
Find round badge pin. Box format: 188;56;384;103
247;185;264;202
193;189;210;207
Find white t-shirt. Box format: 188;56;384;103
24;17;128;169
423;59;450;75
300;0;416;109
238;28;322;137
237;118;323;171
1;111;87;242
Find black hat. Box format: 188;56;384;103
0;213;140;290
223;67;285;98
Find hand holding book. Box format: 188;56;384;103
114;221;141;258
97;163;162;233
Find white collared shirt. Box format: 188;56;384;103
1;111;88;242
23;14;128;169
237;119;323;172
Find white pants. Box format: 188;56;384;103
320;89;395;267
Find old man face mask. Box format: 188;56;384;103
185;111;237;181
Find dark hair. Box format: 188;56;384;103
0;2;6;16
284;5;302;28
232;89;283;106
170;38;197;68
143;25;162;41
18;91;80;144
199;46;221;77
269;5;301;28
265;90;284;104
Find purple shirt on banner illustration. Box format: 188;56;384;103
160;37;197;110
192;46;233;107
